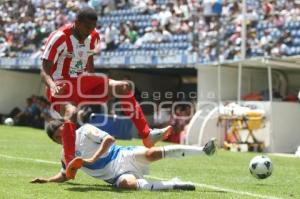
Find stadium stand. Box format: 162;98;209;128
0;0;300;63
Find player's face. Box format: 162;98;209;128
77;19;97;39
52;126;63;144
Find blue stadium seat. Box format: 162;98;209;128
295;21;300;28
292;38;300;46
291;30;297;37
267;22;273;29
296;30;300;38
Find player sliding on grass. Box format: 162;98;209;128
31;120;216;191
40;7;172;180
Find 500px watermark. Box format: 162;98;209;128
49;73;219;126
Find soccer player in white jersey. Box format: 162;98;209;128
40;7;172;179
31;120;217;191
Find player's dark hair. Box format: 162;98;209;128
76;7;98;22
46;120;64;141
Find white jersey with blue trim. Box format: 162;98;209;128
61;124;148;183
72;124;121;181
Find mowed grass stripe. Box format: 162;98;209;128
1;153;283;199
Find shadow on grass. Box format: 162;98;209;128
198;189;228;194
61;182;228;194
254;183;273;187
61;182;131;193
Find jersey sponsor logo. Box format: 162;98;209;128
70;60;84;75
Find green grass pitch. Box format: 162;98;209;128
0;125;299;199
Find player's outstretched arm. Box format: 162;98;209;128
41;59;55;90
30;172;68;184
41;59;66;96
82;135;115;165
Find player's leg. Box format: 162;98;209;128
108;79;172;148
108;79;150;137
136;178;195;191
161;141;216;158
134;138;217;164
115;174;195;190
61;103;77;122
161;138;217;158
77;75;171;148
46;79;79;179
115;174;138;189
60;103;78;179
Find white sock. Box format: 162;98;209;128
137;179;174;190
162;145;204;158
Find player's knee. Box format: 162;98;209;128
145;148;161;162
63;104;77;122
117;81;131;95
118;178;137;189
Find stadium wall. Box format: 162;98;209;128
271;102;300;153
197;67;269;102
109;70;181;97
0;69;43;114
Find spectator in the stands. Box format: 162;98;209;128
126;21;139;44
178;0;190;20
119;21;129;44
0;32;9;57
273;12;284;28
135;27;158;47
131;0;148;13
146;0;158;14
104;23;120;51
179;18;190;34
281;31;293;46
36;96;52;124
1;0;300;61
271;31;292;56
168;10;182;33
155;5;172;28
14;97;39;127
203;0;215;26
262;0;274;16
259;29;272;55
116;0;128;9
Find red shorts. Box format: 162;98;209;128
47;75;109;112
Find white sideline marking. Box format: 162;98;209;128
0;154;59;165
145;175;282;199
0;154;282;199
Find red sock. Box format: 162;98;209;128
119;92;150;139
62;121;76;166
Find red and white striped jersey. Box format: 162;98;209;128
41;24;100;80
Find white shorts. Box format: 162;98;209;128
105;146;150;185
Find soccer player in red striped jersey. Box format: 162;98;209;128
40;7;172;180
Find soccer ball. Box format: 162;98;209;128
249;155;273;179
4;117;14;126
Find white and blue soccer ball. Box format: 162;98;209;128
4;117;14;126
249;155;273;179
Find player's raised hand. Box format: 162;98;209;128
50;83;67;96
30;177;48;183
